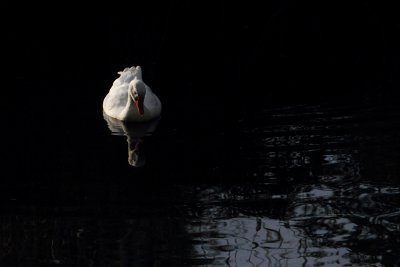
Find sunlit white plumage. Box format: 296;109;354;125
103;66;162;122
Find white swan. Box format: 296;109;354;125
103;66;162;122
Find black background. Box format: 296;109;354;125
7;1;400;103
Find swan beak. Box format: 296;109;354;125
135;96;144;115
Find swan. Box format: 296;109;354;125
103;66;162;122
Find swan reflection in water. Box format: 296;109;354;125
103;112;160;167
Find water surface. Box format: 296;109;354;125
2;102;400;266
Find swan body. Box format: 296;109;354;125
103;66;162;122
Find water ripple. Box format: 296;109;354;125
182;104;400;266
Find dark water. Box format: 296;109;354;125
4;1;400;266
3;100;400;266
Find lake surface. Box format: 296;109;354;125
2;92;400;266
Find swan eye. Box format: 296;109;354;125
133;92;139;101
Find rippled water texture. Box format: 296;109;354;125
2;104;400;266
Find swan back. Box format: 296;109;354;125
114;66;142;86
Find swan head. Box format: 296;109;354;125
129;79;147;115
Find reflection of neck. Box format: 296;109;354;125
127;136;145;167
127;136;140;150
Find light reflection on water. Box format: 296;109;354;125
185;104;400;266
187;181;400;266
187;217;352;266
